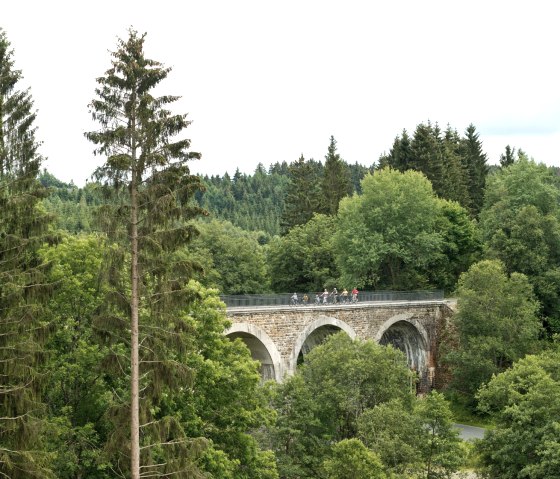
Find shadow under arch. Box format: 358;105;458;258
225;322;283;382
374;313;430;373
288;316;357;375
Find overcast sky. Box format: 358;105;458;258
3;0;559;185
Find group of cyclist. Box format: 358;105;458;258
290;287;359;306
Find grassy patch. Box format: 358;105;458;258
444;392;495;429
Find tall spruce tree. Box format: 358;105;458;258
0;29;54;478
320;136;351;215
410;122;446;196
461;124;488;216
280;154;322;233
85;30;206;479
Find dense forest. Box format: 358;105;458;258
2;26;560;479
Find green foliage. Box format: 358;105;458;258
320;136;352;215
334;168;444;290
0;28;55;478
85;29;207;477
445;260;542;405
378;129;413;172
476;346;560;479
40;175;102;233
268;334;465;478
460;124;489;217
188;219;270;294
480;158;560;335
498;144;528;167
358;399;423;475
323;438;386;479
267;214;339;293
410;122;446;196
39;235;114;478
38;235;277;478
428;199;482;292
415;391;463;479
177;282;279;479
439;126;470;207
358;393;464;478
199;166;290;236
269;333;413;478
379;122;489;217
280;155;322;233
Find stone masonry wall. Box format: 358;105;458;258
226;300;452;380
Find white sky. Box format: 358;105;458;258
3;0;560;185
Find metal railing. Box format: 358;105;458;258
220;290;444;308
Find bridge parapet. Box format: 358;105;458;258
221;290;444;308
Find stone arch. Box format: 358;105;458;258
288;316;357;375
225;323;283;382
375;313;429;372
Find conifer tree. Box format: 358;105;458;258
410;122;446;195
85;29;205;479
0;29;54;478
499;144;516;167
320;136;351;215
378;130;413;172
461;124;488;216
280;154;322;233
441;126;470;207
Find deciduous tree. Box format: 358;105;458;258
267;214;339;293
334;168;443;290
323;439;386;479
476;347;560;479
269;333;413;478
444;260;542;405
188;219;270;294
480;158;560;334
358;393;463;478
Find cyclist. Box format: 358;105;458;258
290;292;299;306
331;287;338;304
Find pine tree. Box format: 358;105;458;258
0;29;54;478
320;136;351;215
85;29;206;479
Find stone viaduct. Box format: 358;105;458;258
225;299;456;388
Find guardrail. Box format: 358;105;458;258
220;290;444;308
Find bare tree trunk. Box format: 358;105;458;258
130;132;140;479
